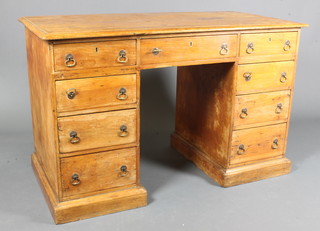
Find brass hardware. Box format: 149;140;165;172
69;131;80;144
275;103;283;114
246;42;254;54
119;165;129;177
152;47;162;55
280;72;288;83
189;41;193;47
116;87;128;100
237;144;246;155
117;50;128;63
272;139;279;149
220;43;229;55
243;72;252;81
65;54;76;67
118;125;129;137
66;88;76;99
240;108;248;119
283;40;291;51
71;173;81;186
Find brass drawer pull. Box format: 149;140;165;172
280;72;288;83
71;173;81;186
66;88;76;99
116;87;128;100
246;42;254;54
237;144;246;155
283;40;291;51
117;50;128;63
272;139;279;149
220;43;229;55
152;47;162;55
69;131;80;144
243;72;252;81
275;103;283;114
118;125;129;137
119;165;129;177
65;54;76;67
240;108;248;119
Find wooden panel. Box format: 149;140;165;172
56;74;137;113
230;123;287;165
140;35;237;65
53;40;136;71
60;148;137;198
237;61;295;94
240;32;298;62
174;63;236;167
234;90;291;129
25;29;59;196
58;109;137;153
19;12;307;40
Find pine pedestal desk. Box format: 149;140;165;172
19;12;307;224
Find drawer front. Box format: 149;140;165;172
240;32;297;57
61;148;137;198
56;74;137;113
58;109;137;153
54;40;136;71
140;35;237;65
234;90;291;128
237;61;295;94
230;123;287;165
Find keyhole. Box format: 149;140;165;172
269;38;272;42
189;41;193;47
96;47;99;52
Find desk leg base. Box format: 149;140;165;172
31;153;147;224
171;133;291;187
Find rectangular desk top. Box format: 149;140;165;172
19;12;308;40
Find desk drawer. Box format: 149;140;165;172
54;40;136;71
230;123;287;165
61;148;137;198
234;90;290;129
56;74;137;113
237;61;295;94
140;35;237;65
240;32;297;58
58;109;137;153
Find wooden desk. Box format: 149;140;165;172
19;12;307;224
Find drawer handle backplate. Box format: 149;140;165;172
237;144;246;155
280;72;288;83
69;131;80;144
220;43;229;55
119;165;129;177
118;125;129;137
283;40;291;51
71;173;81;186
117;50;128;63
116;87;128;100
275;103;283;114
243;72;252;81
272;139;279;149
65;54;76;67
240;108;248;119
246;42;254;54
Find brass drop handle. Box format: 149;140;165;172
65;54;76;67
66;88;76;99
69;131;80;144
118;125;129;137
237;144;246;155
243;72;252;81
283;40;291;51
280;72;288;83
220;43;229;55
272;139;279;149
246;42;254;54
116;87;128;100
152;48;162;55
119;165;129;177
71;173;81;186
240;108;248;119
117;50;128;63
275;103;283;114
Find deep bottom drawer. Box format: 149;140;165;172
61;147;137;198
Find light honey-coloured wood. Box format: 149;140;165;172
53;40;136;71
56;74;137;113
60;148;137;198
140;35;237;65
237;61;295;94
58;109;137;153
234;90;291;129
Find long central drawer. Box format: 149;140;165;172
58;109;137;153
